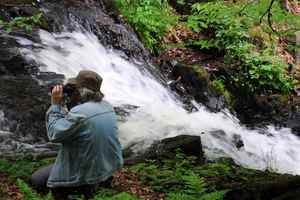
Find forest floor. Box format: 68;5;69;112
0;157;296;200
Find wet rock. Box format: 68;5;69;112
232;134;244;150
0;33;65;157
46;0;149;60
233;94;295;127
224;175;300;200
0;0;150;60
162;62;227;112
124;135;205;165
0;35;28;75
0;74;64;142
114;104;139;122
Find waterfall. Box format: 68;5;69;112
18;30;300;175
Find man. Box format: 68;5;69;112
31;70;123;199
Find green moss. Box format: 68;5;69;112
210;78;232;105
248;25;274;49
191;65;209;83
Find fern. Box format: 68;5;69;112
130;151;227;200
183;173;207;196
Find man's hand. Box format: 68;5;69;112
51;85;63;105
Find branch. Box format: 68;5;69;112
259;0;295;44
259;0;276;24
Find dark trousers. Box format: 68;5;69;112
31;164;96;200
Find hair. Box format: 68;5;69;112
78;87;104;102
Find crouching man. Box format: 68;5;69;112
31;70;123;200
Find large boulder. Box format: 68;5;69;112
124;135;205;165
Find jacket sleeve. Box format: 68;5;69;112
46;105;86;143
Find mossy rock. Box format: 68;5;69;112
191;64;210;86
210;78;233;106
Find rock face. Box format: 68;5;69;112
0;32;64;157
124;135;205;165
1;0;149;60
0;0;150;158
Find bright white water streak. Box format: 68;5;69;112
18;30;300;174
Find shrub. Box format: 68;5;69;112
114;0;177;52
186;1;296;95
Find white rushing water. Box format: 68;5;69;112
18;30;300;175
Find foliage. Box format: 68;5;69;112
16;179;52;200
186;1;296;95
165;172;226;200
16;179;139;200
0;13;42;33
238;0;300;37
0;158;54;180
92;192;140;200
114;0;177;52
130;150;227;200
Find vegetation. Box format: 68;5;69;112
0;158;54;180
114;0;300;97
113;0;177;52
0;152;229;200
0;13;42;33
16;179;138;200
187;1;297;95
130;151;227;200
211;78;232;105
0;152;287;200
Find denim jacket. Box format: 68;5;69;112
46;101;123;188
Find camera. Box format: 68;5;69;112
50;84;77;102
